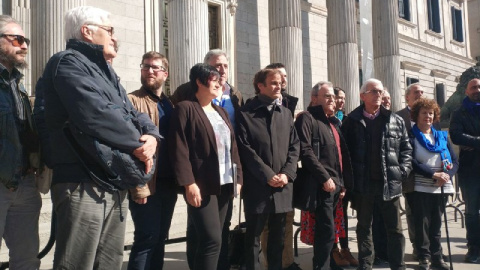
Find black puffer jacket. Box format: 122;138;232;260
341;105;412;201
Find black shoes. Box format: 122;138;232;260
418;258;430;270
465;246;480;263
284;262;303;270
430;259;449;270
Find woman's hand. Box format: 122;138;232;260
432;172;450;187
185;183;202;207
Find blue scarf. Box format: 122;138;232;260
462;96;480;118
412;124;453;171
335;110;344;121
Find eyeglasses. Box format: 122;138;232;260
0;34;30;47
364;89;384;95
140;64;167;72
88;24;114;36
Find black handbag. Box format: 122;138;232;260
293;112;319;212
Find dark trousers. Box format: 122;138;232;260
355;194;405;270
404;195;416;249
186;185;231;270
245;212;287;270
314;186;340;270
127;186;178;270
217;197;234;270
186;197;233;270
372;199;388;260
459;175;480;248
406;192;445;261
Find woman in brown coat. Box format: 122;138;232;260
168;63;243;270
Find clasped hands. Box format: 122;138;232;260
268;174;288;188
133;134;157;174
432;172;450;187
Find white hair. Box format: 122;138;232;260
311;81;333;96
203;49;228;64
360;78;383;93
64;6;111;42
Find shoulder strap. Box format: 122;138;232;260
306;112;320;158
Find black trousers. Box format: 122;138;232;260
314;186;340;270
406;192;446;261
339;192;351;249
245;212;287;270
355;194;405;270
372;199;388;260
186;185;231;270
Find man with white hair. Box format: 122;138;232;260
34;6;160;269
342;78;412;270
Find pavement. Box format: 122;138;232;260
27;202;477;270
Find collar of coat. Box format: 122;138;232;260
348;104;392;123
249;95;281;112
307;105;341;126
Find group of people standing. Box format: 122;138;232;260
0;5;479;270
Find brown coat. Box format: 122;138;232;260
168;99;243;196
127;88;174;199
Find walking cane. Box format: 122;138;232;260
441;185;454;270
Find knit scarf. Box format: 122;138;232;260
412;124;453;171
462;96;480;118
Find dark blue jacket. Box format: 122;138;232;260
449;106;480;178
34;39;160;185
0;69;38;189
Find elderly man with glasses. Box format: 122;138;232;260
0;15;41;269
341;78;412;270
33;6;160;269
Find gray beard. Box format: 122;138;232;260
0;46;28;69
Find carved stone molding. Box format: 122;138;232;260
401;61;425;72
431;69;451;79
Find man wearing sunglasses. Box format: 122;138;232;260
33;6;160;269
0;15;41;269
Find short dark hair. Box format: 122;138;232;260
141;51;169;70
410;98;441;124
189;63;220;92
334;86;345;96
265;63;285;69
253;69;281;94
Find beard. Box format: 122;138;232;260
141;77;163;92
0;45;28;69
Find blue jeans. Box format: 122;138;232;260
460;174;480;248
0;174;41;270
128;185;178;270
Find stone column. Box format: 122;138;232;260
167;0;209;91
327;0;359;113
372;0;402;111
269;0;303;111
31;0;85;94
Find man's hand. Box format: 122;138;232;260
277;174;288;187
135;198;148;204
133;135;157;161
185;183;202;207
323;178;336;192
133;135;157;174
267;175;282;187
236;183;242;197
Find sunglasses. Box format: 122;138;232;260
0;34;30;47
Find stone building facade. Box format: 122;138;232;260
0;0;478;258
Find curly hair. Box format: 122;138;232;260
410;98;441;124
